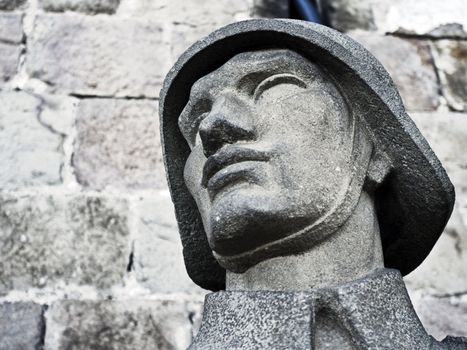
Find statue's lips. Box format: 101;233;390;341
201;145;270;189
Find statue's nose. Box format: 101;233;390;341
199;94;256;157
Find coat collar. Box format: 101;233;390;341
190;269;443;349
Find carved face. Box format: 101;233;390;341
179;49;357;269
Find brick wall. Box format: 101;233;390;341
0;1;287;348
0;0;465;348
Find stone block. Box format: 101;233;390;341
73;98;165;190
318;0;467;38
0;302;45;350
0;13;22;85
432;40;467;111
0;0;26;11
412;296;467;341
27;13;170;98
40;0;120;14
0;12;23;44
318;0;376;32
0;193;130;292
376;0;467;38
253;0;289;18
171;24;214;62
0;43;21;86
0;91;67;189
118;0;288;61
349;32;439;111
44;299;202;350
118;0;252;26
118;0;258;61
405;113;467;295
132;192;206;294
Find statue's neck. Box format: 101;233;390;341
226;191;384;291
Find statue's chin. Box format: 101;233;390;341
205;187;320;257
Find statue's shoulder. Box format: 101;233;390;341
439;336;467;349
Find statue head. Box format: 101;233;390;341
179;49;376;272
160;19;454;291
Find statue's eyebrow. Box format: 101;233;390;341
232;51;315;94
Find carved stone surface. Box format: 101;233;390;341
160;19;462;348
160;19;454;290
191;270;463;349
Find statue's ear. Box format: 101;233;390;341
364;149;393;193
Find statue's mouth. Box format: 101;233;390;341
201;145;270;191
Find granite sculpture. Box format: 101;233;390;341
160;19;467;349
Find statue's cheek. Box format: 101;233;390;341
183;146;206;198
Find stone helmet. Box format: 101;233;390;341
159;19;454;291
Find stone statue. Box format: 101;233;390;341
160;19;466;349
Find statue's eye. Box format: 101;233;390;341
253;74;307;101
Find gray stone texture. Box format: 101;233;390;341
40;0;121;14
0;302;45;350
0;91;65;189
253;0;289;18
0;12;23;44
0;13;22;85
192;291;315;349
412;297;467;341
349;32;439;111
0;0;26;11
432;40;467;111
27;13;170;98
192;270;449;349
319;0;376;31
0;42;21;85
73;98;164;190
171;25;215;63
133;194;206;294
317;0;467;38
405;112;467;295
0;0;463;348
117;0;288;60
160;18;454;290
0;193;130;292
118;0;252;26
44;299;202;350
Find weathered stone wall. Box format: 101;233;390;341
0;1;288;348
0;0;465;348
